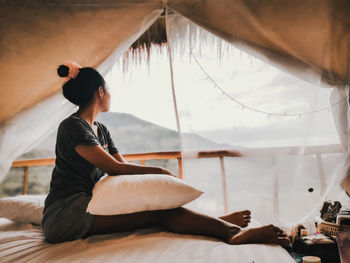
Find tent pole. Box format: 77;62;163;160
23;167;28;195
165;6;184;179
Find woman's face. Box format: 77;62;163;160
100;85;111;112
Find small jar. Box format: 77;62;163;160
302;256;321;263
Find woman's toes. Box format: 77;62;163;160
242;219;251;228
242;210;251;216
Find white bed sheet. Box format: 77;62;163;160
0;218;294;263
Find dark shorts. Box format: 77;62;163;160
42;192;95;243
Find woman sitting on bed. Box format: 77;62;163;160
42;62;290;246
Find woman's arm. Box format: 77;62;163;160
75;144;175;176
112;152;128;163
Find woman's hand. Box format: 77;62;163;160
112;152;177;177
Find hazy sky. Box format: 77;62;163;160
104;29;338;147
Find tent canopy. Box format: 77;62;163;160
1;0;349;123
1;0;350;223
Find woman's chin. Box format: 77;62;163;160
102;107;110;113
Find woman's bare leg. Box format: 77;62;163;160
86;207;238;242
85;207;289;246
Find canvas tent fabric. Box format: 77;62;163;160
168;0;350;87
1;0;349;123
0;0;350;202
0;0;163;123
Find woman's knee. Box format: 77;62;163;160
42;223;64;243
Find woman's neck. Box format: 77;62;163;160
76;106;100;126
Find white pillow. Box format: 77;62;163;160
0;195;46;225
87;174;203;215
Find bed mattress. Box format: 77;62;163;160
0;218;294;263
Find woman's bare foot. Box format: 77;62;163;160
219;210;251;228
227;224;290;246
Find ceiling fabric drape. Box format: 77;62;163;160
2;0;349;124
331;86;350;195
0;0;163;123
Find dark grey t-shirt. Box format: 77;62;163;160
44;112;118;210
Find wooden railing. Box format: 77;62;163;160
11;151;183;195
10;145;343;216
11;150;242;202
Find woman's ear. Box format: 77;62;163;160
98;86;104;99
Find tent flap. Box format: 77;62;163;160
168;0;350;87
0;0;163;123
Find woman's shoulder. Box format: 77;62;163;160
94;120;108;132
58;113;87;132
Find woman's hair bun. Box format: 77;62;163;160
57;64;70;78
60;66;106;108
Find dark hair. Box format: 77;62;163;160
57;65;106;108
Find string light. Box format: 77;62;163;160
187;46;349;118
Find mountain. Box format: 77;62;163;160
23;111;233;159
